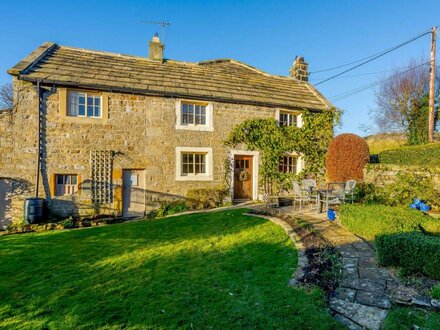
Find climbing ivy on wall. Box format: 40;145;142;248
224;108;340;194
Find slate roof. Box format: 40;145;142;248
8;42;331;111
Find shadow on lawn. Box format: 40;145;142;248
0;211;341;329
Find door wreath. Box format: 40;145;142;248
238;170;251;182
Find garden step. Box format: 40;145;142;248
355;290;392;309
329;298;388;330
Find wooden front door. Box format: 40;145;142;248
122;169;146;217
233;155;253;200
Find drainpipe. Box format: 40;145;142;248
35;81;42;198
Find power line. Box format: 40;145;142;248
311;28;435;75
329;62;429;102
314;29;432;86
309;68;399;81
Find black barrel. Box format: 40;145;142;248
24;198;45;224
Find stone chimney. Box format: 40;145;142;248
149;33;164;62
290;56;309;82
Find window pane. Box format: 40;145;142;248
87;105;94;117
57;175;64;184
69;93;78;116
94;106;100;117
79;105;85;116
95;97;101;106
188;163;193;174
79;96;86;105
71;175;77;185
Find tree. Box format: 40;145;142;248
0;83;13;111
372;59;439;145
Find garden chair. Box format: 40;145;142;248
321;182;346;212
344;180;356;204
302;179;318;209
291;180;313;211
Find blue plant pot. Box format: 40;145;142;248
419;203;431;212
327;209;336;221
413;198;421;206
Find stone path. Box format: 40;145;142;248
254;206;393;330
302;214;392;330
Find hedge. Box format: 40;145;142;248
376;232;440;280
339;204;438;240
326;133;370;182
378;142;440;167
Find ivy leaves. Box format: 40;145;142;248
225;109;339;192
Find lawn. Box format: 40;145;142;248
0;209;341;329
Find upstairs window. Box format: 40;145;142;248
182;103;206;125
279;111;297;127
55;174;78;196
176;100;213;131
279;156;298;174
68;91;102;118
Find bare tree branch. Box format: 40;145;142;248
0;83;13;111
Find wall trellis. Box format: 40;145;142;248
90;150;114;204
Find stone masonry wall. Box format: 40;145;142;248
0;78;294;223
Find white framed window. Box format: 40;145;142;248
176;147;213;181
175;100;214;131
279;155;298;174
68;91;102;118
275;109;303;128
279;111;297;127
55;174;78;196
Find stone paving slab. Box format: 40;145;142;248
330;299;388;330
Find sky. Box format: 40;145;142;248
0;0;439;135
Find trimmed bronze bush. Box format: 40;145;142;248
326;133;370;182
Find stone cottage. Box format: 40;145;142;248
0;35;332;226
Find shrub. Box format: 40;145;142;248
156;201;189;218
381;172;439;208
378;142;440;167
339;204;437;240
326;133;370;182
376;232;440;280
186;187;229;210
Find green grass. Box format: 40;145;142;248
339;204;439;240
431;284;440;299
378;142;440;167
0;209;342;329
382;307;440;330
366;139;406;155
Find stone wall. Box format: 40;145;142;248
364;164;440;188
1;78;295;223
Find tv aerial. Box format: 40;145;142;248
140;20;171;44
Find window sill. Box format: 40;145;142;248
62;116;107;125
175;174;213;181
175;124;213;132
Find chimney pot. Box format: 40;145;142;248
290;56;309;82
149;33;164;62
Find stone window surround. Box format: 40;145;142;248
175;147;213;181
175;99;214;131
228;150;259;200
50;173;82;198
275;109;303;128
59;88;109;124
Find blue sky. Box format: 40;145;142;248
1;0;439;135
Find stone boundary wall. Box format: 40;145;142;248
364;164;440;189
